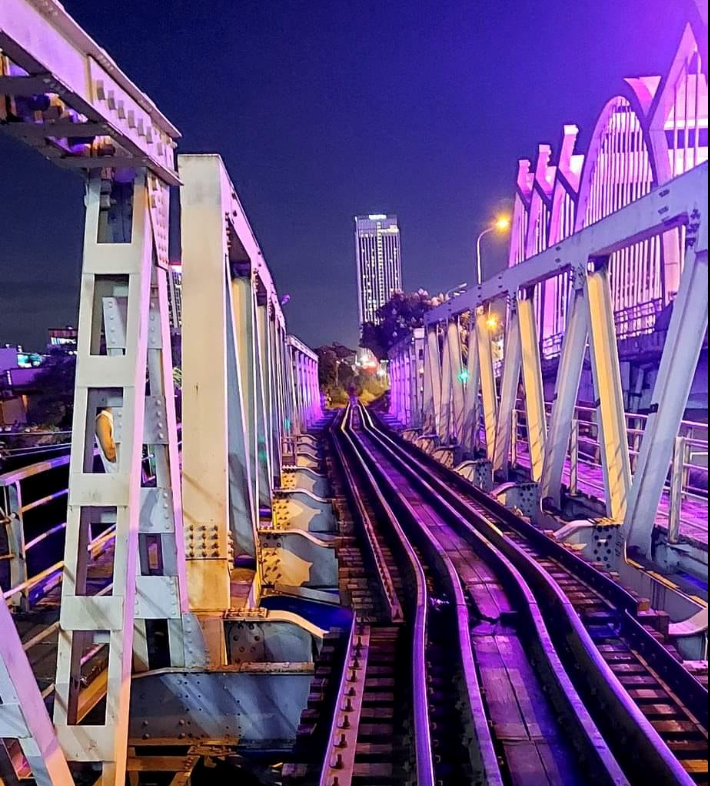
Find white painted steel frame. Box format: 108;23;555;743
180;155;254;612
625;242;709;555
0;600;74;786
518;290;547;482
0;0;179;184
180;155;315;609
493;301;522;478
53;171;186;786
391;164;707;554
541;272;590;506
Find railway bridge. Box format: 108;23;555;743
0;3;708;786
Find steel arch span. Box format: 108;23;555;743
508;24;708;357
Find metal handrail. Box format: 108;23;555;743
0;431;182;609
510;402;708;540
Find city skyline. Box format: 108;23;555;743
0;0;699;351
355;213;403;329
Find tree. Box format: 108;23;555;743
360;289;437;359
316;346;339;389
27;356;77;428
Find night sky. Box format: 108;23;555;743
0;0;700;352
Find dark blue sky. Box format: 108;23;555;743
0;0;699;351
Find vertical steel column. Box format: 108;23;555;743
391;355;399;420
136;176;188;666
181;155;252;611
423;325;442;434
53;171;153;786
256;299;275;493
518;288;547;482
232;275;269;510
626;246;708;555
439;324;453;442
541;271;589;507
253;293;274;507
586;257;632;520
414;330;425;429
268;317;283;485
226;279;258;557
461;317;481;454
476;309;499;461
493;300;522;478
445;319;466;443
398;351;405;424
404;348;413;425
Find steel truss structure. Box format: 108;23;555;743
180;154;321;615
0;3;321;785
389;163;708;562
507;24;707;355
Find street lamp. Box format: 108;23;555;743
476;215;511;286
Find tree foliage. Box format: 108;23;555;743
27;356;77;429
360;290;440;360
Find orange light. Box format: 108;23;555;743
486;315;499;331
494;216;511;232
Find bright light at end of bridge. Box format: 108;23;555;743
486;315;500;331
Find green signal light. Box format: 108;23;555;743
458;370;470;383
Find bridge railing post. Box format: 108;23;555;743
668;435;687;545
1;481;28;611
570;419;580;497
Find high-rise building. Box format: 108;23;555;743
355;214;402;327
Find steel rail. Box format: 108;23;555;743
353;404;627;786
365;406;706;786
329;408;403;625
316;609;361;786
327;404;435;786
382;410;709;727
347;413;505;786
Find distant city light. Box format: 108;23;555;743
368;214;388;221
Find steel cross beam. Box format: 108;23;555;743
0;0;179;184
425;164;708;324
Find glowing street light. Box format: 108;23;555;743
476;215;511;286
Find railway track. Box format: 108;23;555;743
360;403;709;786
316;404;629;786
